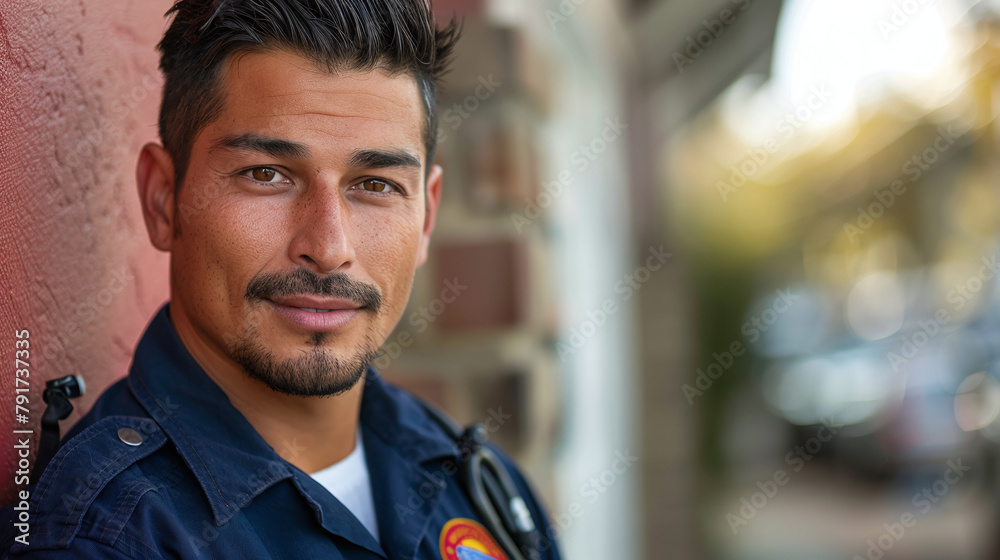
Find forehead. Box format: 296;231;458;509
209;48;425;159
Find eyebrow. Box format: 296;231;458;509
348;148;422;170
212;135;421;171
213;133;310;159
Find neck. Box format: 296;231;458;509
168;301;363;474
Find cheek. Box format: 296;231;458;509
352;211;424;313
177;186;286;304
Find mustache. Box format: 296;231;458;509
245;268;383;313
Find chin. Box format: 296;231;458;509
230;327;380;397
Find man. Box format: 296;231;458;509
1;1;560;558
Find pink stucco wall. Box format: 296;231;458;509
0;0;174;503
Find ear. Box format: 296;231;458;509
136;143;178;252
415;164;443;268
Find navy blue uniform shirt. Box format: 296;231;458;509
1;304;561;559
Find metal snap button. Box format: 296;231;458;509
118;427;143;446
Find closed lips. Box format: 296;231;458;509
267;296;361;312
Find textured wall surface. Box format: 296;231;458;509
0;0;173;504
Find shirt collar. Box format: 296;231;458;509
127;302;460;527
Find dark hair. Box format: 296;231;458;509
157;0;460;187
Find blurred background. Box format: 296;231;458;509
7;0;1000;558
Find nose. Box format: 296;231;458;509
287;181;355;274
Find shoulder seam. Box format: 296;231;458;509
20;416;166;553
96;479;159;547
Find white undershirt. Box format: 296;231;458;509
308;429;380;543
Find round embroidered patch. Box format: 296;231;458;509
438;517;509;560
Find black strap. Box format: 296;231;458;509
30;375;85;486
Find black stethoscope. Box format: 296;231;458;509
35;376;545;560
417;400;545;560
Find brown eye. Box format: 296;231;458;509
360;179;389;192
251;167;277;182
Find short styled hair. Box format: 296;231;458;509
156;0;460;187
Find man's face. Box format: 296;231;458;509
161;49;438;396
